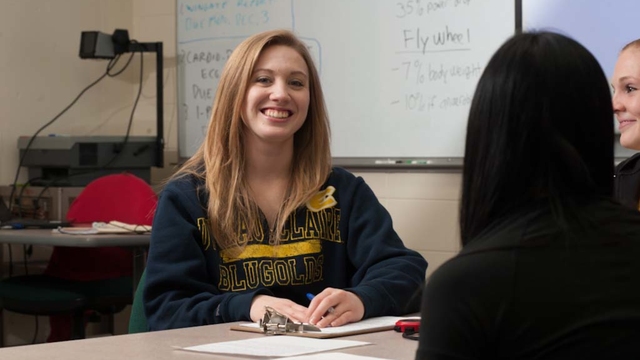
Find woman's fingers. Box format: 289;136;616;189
307;289;364;328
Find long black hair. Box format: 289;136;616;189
460;31;614;245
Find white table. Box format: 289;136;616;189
0;321;419;359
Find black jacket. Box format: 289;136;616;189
417;199;640;360
614;153;640;210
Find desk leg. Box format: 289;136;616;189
132;247;147;295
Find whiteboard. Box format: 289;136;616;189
176;0;517;161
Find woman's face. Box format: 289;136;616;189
241;45;310;149
612;47;640;150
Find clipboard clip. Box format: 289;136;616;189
259;306;321;335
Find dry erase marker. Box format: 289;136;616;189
306;293;336;314
374;159;402;164
407;160;431;165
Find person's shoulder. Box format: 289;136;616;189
326;166;361;184
425;211;545;301
160;173;203;195
447;214;537;271
461;210;542;254
616;152;640;174
427;241;514;294
592;198;640;236
328;166;356;179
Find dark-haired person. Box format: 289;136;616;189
143;29;427;331
612;38;640;210
416;31;640;359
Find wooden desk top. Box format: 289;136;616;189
0;229;150;247
0;322;418;360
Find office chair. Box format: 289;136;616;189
0;173;157;345
0;275;87;346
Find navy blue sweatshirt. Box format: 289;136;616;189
144;167;427;330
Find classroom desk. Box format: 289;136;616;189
0;320;419;359
0;229;150;293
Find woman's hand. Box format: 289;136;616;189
306;288;365;328
250;294;309;323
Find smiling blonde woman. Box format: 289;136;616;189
143;29;427;331
612;39;640;210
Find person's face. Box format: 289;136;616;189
241;45;310;148
612;47;640;150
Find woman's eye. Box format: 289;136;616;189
290;79;304;87
626;85;637;93
256;77;271;84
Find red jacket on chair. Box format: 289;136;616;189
44;173;157;281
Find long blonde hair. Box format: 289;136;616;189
176;29;332;251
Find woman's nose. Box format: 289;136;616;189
612;91;623;113
269;81;290;101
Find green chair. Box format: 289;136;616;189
0;273;135;346
128;268;148;333
0;275;88;346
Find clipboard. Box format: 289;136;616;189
230;316;404;339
